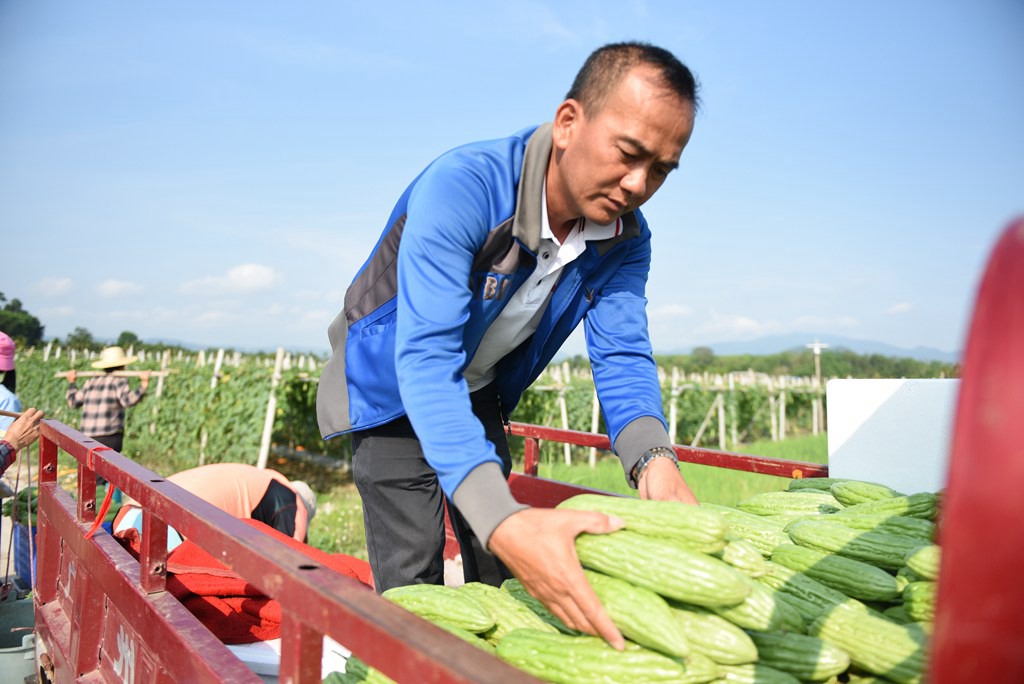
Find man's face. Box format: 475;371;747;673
551;65;695;225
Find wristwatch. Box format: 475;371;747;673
629;446;679;488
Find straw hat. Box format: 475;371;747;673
92;346;138;369
291;480;317;521
0;332;14;372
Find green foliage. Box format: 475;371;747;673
117;331;140;348
64;327;99;351
0;292;45;345
654;348;957;379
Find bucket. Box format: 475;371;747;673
0;598;36;683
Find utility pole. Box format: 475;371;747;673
806;339;829;434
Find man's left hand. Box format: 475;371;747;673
637;456;698;504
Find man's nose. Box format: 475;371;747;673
621;167;647;197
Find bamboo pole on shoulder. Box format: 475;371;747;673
257;347;285;470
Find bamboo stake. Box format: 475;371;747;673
257;347;286;470
1;409;23;419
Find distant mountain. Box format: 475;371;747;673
667;334;961;364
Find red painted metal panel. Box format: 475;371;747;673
929;218;1024;682
509;421;828;479
33;420;541;683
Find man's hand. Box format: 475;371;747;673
140;371;151;390
67;370;77;384
4;408;44;451
488;507;626;649
638;456;698;504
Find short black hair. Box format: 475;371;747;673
566;41;700;116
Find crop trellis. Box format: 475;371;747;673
13;346;824;473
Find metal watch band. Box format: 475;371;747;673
630;446;679;488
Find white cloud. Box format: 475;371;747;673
650;303;693;318
792;314;860;329
97;279;144;298
695;312;785;340
35;277;74;297
195;310;233;324
180;264;283;295
886;302;913;315
40;305;74;318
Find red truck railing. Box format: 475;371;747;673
28;217;1024;682
32;421;542;684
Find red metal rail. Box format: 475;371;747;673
32;420;541;684
509;422;829;480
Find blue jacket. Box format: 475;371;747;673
317;123;672;538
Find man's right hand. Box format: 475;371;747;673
487;507;626;649
67;370;77;383
4;408;44;451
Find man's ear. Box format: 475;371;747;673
551;99;583;150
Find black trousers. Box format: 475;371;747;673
92;432;124;485
351;384;513;592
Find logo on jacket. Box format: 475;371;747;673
471;274;512;301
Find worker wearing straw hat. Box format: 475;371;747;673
65;346;151;456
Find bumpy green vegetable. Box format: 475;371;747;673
381;584;493;633
700;578;804;633
817;512;936;542
809;604;927;684
715;538;770;577
904;544;941;581
746;630;851;681
787;520;927;570
495;629;710;684
736;490;844;516
770;543;902;601
701;504;792;557
833;492;938;520
583;569;690;658
714;663;800;684
903;581;937;623
575;530;751;607
459;581;556;643
786;477;849;492
672;605;758;665
557;493;730;553
501;579;578;635
830;480;904;506
756;561;870;624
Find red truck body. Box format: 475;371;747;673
25;217;1024;683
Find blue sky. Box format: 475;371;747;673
2;1;1021;357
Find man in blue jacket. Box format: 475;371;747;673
318;41;699;648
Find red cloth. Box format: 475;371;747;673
114;519;374;643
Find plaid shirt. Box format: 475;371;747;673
66;375;146;437
0;440;14;476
